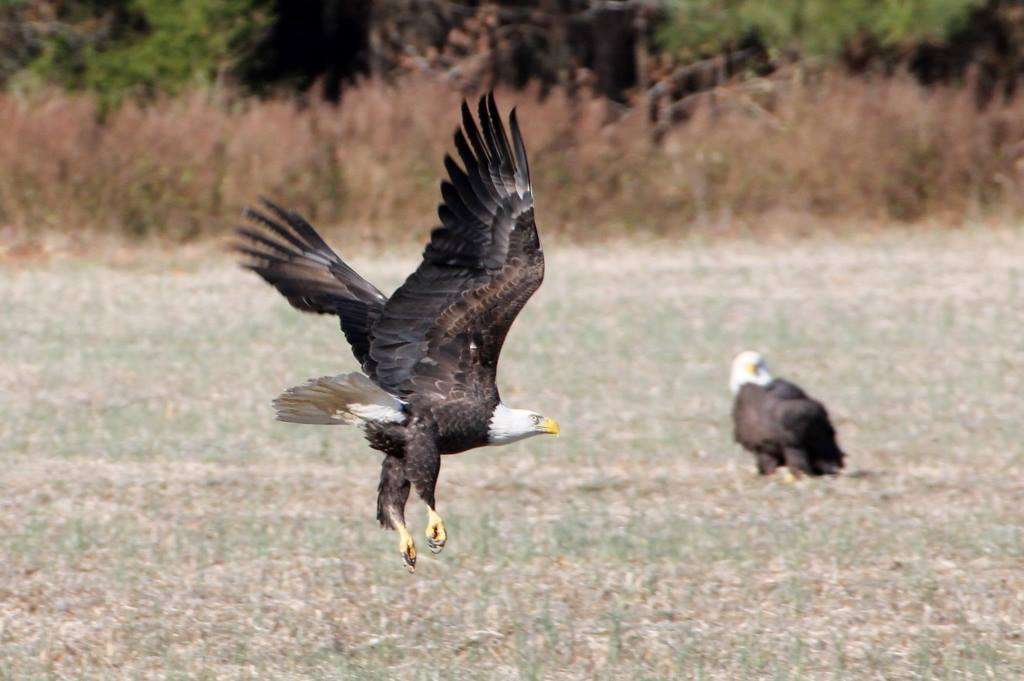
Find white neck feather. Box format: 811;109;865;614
730;354;773;394
487;403;542;446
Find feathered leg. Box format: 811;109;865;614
755;451;780;476
782;447;812;479
377;454;416;572
404;429;446;555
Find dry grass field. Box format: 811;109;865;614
1;228;1023;679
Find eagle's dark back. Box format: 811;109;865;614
733;378;845;476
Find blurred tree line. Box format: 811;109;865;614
1;0;1022;108
0;0;371;104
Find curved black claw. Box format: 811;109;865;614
426;535;446;554
425;511;447;555
398;533;417;573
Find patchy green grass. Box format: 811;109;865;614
1;229;1023;679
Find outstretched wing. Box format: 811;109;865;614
369;93;544;399
234;199;388;374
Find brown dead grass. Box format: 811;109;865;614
1;230;1023;678
2;73;1024;248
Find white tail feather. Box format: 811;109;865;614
273;373;406;426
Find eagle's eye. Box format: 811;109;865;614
531;414;542;424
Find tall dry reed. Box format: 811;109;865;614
1;74;1022;246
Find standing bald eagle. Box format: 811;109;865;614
730;351;845;477
235;94;559;572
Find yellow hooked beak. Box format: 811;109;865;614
748;362;759;375
539;417;560;436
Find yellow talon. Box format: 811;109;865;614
781;469;797;484
426;508;447;554
394;520;417;573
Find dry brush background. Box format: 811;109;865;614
2;229;1023;678
4;72;1024;247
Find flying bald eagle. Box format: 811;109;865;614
730;351;845;477
235;94;559;572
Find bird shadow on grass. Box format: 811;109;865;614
843;469;884;480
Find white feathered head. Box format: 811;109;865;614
730;350;773;394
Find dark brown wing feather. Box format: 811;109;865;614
777;395;845;473
233;198;388;374
733;380;845;474
369;93;543;399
